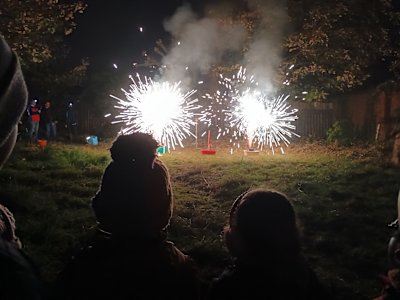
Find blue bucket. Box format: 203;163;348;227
157;145;166;155
86;135;99;145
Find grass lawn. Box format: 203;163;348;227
1;140;399;299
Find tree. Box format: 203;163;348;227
206;0;400;102
198;0;400;102
0;0;88;111
0;0;86;67
284;0;400;101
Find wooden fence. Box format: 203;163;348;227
77;101;336;141
291;101;335;140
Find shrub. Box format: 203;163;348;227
326;120;353;146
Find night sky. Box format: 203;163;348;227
68;0;205;72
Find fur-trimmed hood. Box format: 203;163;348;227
0;35;28;148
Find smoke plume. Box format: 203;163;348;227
244;0;289;93
162;0;289;93
162;3;246;87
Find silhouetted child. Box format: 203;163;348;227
55;133;201;300
92;132;172;237
208;188;329;300
65;101;78;142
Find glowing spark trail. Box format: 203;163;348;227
208;66;299;154
111;74;201;150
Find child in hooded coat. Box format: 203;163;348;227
55;133;201;300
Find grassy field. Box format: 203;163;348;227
1;140;399;299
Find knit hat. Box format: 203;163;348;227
0;35;28;148
110;132;159;165
93;133;173;237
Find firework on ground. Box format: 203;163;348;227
110;73;201;150
204;66;299;154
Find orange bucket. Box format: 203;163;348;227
37;139;48;149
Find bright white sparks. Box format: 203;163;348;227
111;74;201;150
215;67;300;154
231;92;300;154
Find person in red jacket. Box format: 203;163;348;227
27;99;40;143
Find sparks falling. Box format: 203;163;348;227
214;67;300;154
199;89;231;140
111;74;201;150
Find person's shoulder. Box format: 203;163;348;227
163;240;202;278
0;239;47;299
0;238;22;262
153;158;169;172
287;259;331;300
0;239;38;273
57;238;114;277
163;240;192;265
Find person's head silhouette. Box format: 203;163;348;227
224;189;300;264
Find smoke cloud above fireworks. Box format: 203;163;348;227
244;0;289;93
162;0;289;92
162;3;246;87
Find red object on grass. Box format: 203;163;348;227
201;130;216;155
201;148;216;154
37;139;47;149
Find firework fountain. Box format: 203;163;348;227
202;67;299;154
110;73;201;150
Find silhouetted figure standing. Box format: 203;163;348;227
65;101;78;142
55;133;201;300
41;101;56;141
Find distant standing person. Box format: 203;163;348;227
27;99;40;143
41;101;56;141
65;101;78;142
